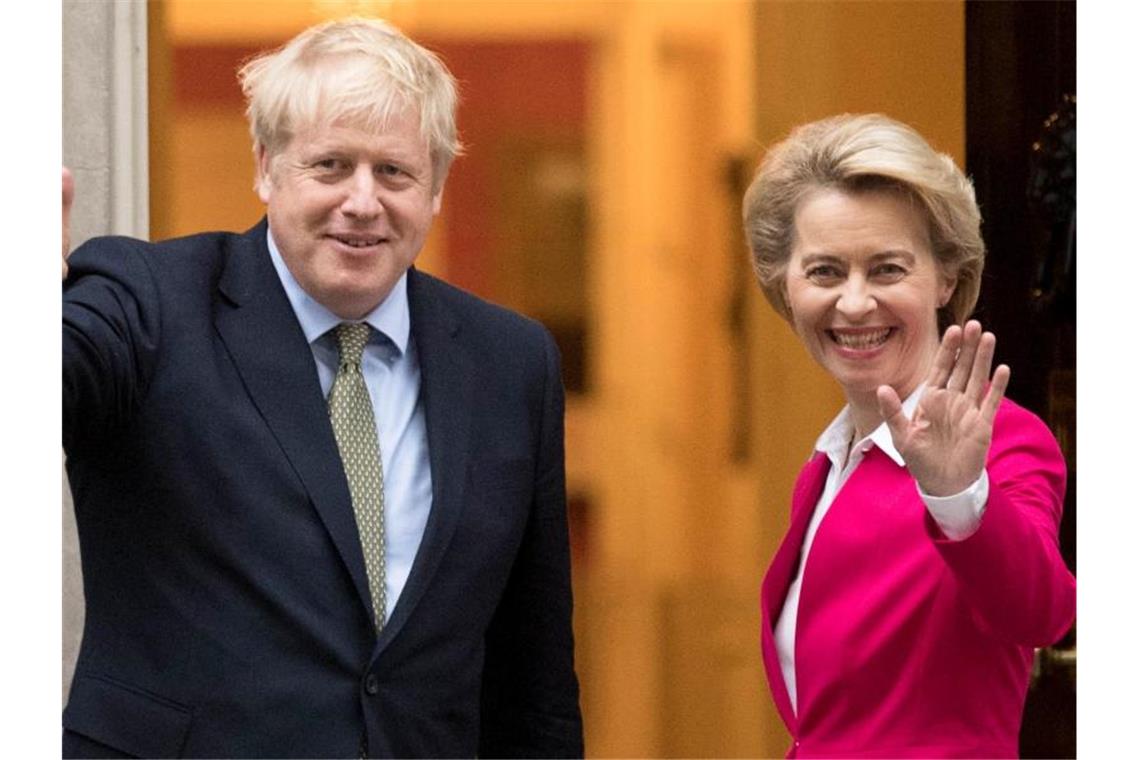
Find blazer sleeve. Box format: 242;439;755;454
63;237;162;452
478;330;584;759
928;400;1075;647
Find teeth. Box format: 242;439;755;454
830;328;891;349
338;237;381;248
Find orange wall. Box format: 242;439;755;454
421;39;589;296
753;1;964;159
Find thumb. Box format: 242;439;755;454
876;385;908;446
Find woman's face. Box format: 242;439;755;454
784;186;956;404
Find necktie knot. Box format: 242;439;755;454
336;322;371;368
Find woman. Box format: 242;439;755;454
743;114;1075;758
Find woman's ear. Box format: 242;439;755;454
780;276;795;321
937;266;958;308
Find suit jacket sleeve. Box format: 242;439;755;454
63;237;162;451
929;401;1075;647
478;331;584;758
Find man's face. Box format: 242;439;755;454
257;110;442;319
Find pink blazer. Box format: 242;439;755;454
759;398;1075;758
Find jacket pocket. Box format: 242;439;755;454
64;673;193;758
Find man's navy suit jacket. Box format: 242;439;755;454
62;220;583;758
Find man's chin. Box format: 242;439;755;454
316;285;393;320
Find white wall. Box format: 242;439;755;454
62;0;149;703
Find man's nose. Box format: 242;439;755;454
835;277;876;319
341;167;383;218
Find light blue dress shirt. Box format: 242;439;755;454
266;231;432;624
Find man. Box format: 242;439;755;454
62;18;583;758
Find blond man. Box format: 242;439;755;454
62;19;582;758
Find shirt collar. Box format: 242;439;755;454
814;384;927;467
266;227;410;355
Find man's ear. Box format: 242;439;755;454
254;144;273;203
431;168;449;216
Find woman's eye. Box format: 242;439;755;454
806;265;842;282
873;263;907;278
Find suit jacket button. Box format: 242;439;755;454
365;674;379;695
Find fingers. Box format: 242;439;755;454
927;324;961;389
945;320;982;392
63;167;75;279
981;363;1010;423
964;329;996;403
876;384;908;444
942;320;1003;410
63;166;74;202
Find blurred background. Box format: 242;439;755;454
63;1;1075;756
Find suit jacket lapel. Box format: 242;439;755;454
760;450;831;731
213;221;374;618
375;268;475;652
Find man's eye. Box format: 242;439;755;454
314;158;344;171
377;164;403;177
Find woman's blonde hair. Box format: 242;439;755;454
239;17;463;190
742;114;984;330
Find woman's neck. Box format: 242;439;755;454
847;398;882;443
845;380;918;441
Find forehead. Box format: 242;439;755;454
285;111;430;158
792;186;931;254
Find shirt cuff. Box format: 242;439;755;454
918;470;989;541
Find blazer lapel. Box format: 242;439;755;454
374;268;476;652
213;221;374;618
759;450;831;731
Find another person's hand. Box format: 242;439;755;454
63;167;75;280
877;320;1010;497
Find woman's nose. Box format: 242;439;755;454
835;277;876;319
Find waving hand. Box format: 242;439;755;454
876;320;1010;497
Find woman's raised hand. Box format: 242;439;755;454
876;320;1010;496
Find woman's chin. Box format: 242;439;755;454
832;370;894;401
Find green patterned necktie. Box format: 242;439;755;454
328;322;387;631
